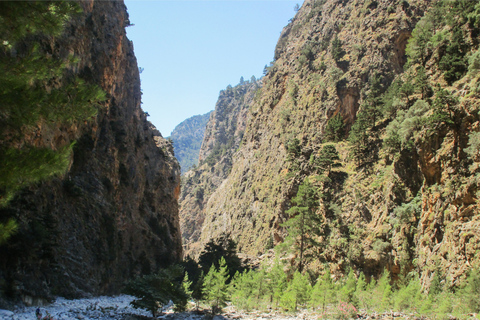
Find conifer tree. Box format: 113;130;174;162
314;144;340;174
324;113;345;142
280;271;311;311
0;2;105;239
203;257;230;314
266;258;289;308
338;270;357;305
282;178;323;272
310;269;335;312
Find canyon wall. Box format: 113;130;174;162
0;0;182;302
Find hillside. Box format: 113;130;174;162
179;79;261;256
169;111;212;174
0;1;182;302
186;0;480;287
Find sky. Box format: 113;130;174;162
124;0;303;136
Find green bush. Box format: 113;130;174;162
123;265;189;317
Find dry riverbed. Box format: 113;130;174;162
0;295;455;320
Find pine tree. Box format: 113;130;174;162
348;111;372;166
324;113;345;142
203;257;230;314
314;144;340;174
266;258;289;308
462;268;480;313
331;35;344;62
282;178;323;272
354;272;368;309
0;2;106;239
338;270;357;305
310;269;335;312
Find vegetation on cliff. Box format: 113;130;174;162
0;2;105;242
183;0;480;298
0;0;182;301
179;79;260;256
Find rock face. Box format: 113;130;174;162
169;111;212;174
186;0;480;286
179;80;260;256
0;0;182;301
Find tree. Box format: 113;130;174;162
348;111;372;166
310;269;336;312
280;271;311;311
0;2;105;239
198;233;243;280
203;257;230;314
338;270;357;305
314;144;340;174
461;268;480;313
331;34;344;62
123;266;189;317
282;178;323;272
324;113;345;142
265;258;289;308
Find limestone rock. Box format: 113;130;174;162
0;0;181;301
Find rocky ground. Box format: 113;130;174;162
0;295;446;320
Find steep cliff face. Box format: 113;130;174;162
0;0;182;302
179;80;260;256
199;0;427;254
193;0;480;285
169;111;212;174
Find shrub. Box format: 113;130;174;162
123;265;189;317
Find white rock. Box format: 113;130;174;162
0;309;14;316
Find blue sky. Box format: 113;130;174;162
125;0;302;136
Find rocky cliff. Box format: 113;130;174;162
189;0;480;286
0;0;182;303
169;111;212;174
179;80;260;256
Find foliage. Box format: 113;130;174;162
460;268;480;313
324;113;345;142
393;273;423;312
383;100;430;155
123;265;189;317
0;144;74;207
310;269;335;312
331;35;344;62
280;271;311;311
203;257;230;314
348;111;376;166
0;0;106;247
282;178;323;272
337;270;357;305
285;137;302;161
0;218;18;246
313;144;340;174
265;258;289;307
198;233;243;280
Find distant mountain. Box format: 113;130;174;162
169;111;212;174
179;79;260;256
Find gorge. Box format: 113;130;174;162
1;0;480;317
